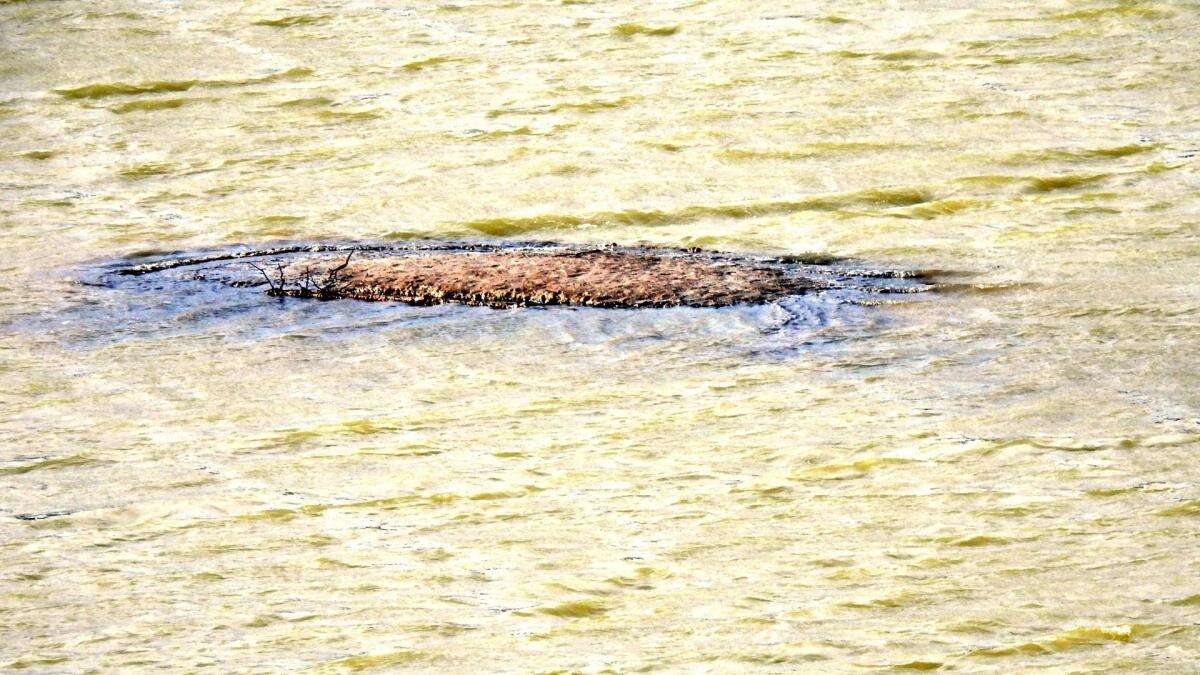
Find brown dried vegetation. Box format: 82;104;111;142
262;249;812;308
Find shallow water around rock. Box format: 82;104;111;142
35;240;926;362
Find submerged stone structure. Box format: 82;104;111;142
111;241;930;309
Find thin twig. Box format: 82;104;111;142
245;261;277;292
317;250;355;298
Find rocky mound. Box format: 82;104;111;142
111;241;929;309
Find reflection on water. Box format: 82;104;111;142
2;0;1199;671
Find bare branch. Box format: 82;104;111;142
316;250;355;298
328;250;354;276
274;262;288;295
245;252;356;299
245;261;277;292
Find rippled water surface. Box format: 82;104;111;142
2;0;1200;671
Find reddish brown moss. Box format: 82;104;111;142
277;249;813;308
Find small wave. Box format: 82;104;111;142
1155;500;1200;517
110;97;193;114
0;454;99;476
1145;159;1186;174
459;125;537;140
539;162;597;176
233;508;297;523
612;23;680;37
1000;144;1157;165
890;198;984;219
486;95;635;117
438;2;517;11
1061;206;1121;216
954;171;1112;193
952;174;1025;188
317;650;428;671
537;599;609;617
257;215;306;225
889;661;943;671
792;457;917;480
934;280;1035;295
832;49;942;62
971;625;1165;657
641;141;684;152
989;52;1096;65
81;10;142;20
551;96;634;113
1024;172;1109;192
1048;4;1173;21
56;80;195;100
252;13;332;28
949;534;1012;547
401;55;457;71
450;186;934;235
718;140;911;161
314;108;384;122
273;95;334;108
117;162;176;180
839;590;926;609
54;67;313;100
952;108;1032;121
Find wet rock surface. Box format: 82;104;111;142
108;241;931;309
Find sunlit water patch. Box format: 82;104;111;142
3;0;1200;670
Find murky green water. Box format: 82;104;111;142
2;0;1199;671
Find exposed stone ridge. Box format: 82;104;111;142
108;241;932;310
278;249;814;308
